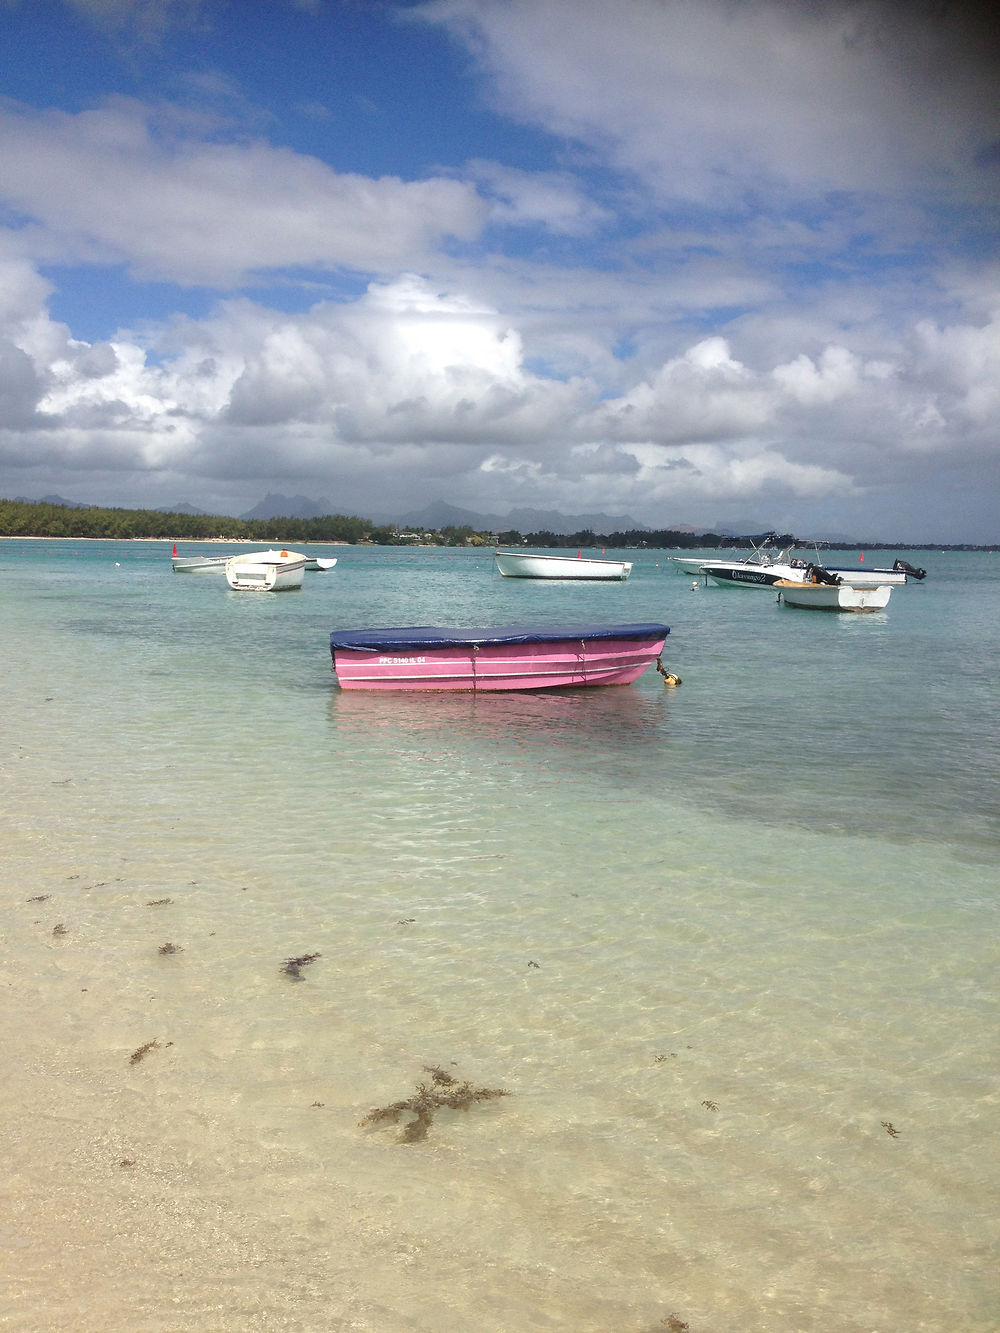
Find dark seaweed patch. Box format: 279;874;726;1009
360;1065;509;1143
129;1039;172;1065
282;952;321;980
129;1040;159;1065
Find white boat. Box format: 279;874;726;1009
821;558;924;586
494;549;632;580
775;578;893;611
702;543;807;587
172;554;229;573
224;549;307;591
667;553;749;576
668;545;924;585
171;544;229;573
701;533;925;589
172;543;336;574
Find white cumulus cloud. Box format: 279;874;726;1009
0;99;486;285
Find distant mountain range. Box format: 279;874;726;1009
236;492;655;534
15;493;209;515
238;492;331;520
394;499;652;535
15;492;95;509
12;490;706;536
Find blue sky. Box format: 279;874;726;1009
1;0;998;540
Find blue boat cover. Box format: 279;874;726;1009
330;623;669;652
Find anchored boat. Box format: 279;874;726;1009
171;545;229;573
329;623;669;691
775;579;893;612
172;543;336;574
821;558;924;585
666;553;743;575
225;550;307;591
494;550;632;580
703;533;926;588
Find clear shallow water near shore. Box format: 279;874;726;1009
1;539;997;1332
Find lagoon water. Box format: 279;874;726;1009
0;539;997;1332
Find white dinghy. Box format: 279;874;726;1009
775;578;893;612
494;549;632;581
224;550;307;591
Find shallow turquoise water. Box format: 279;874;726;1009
1;540;997;1332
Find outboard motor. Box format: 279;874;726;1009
806;563;841;586
892;559;927;580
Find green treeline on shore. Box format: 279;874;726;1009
0;497;737;547
0;499;378;544
0;498;753;547
0;498;988;550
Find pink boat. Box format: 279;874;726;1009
329;623;670;692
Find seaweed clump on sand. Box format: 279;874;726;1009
360;1065;509;1144
282;952;321;981
129;1039;173;1066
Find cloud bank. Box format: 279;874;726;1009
0;0;997;540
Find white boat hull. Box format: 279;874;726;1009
494;550;632;580
173;549;335;574
666;554;750;575
823;565;907;586
225;551;307;591
171;555;229;573
775;580;892;611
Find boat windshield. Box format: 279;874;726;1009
715;533;828;568
724;533;784;565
